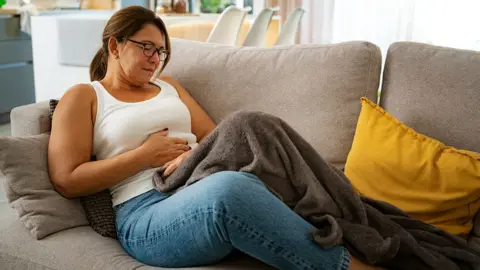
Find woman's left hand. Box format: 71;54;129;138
162;149;192;177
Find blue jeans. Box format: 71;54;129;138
115;171;350;270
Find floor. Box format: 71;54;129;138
0;123;11;137
0;123;10;203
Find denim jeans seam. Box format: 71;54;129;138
219;208;320;270
337;248;350;270
119;207;221;245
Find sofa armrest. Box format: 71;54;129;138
10;101;51;137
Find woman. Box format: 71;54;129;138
48;6;376;270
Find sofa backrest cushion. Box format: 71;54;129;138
380;42;480;153
162;39;382;167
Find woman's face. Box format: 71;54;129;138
116;23;166;85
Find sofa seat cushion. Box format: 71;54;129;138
0;203;273;270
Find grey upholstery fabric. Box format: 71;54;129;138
162;39;382;167
0;134;89;239
380;42;480;153
10;100;51;137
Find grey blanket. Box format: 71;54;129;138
153;111;480;270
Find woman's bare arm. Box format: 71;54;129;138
48;84;151;198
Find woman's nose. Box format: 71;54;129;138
149;52;160;64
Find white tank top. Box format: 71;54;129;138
90;79;198;206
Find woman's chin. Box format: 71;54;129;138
131;75;152;85
141;71;155;82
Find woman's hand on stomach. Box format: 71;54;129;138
140;129;191;168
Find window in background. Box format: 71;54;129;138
243;0;253;11
200;0;233;13
197;0;253;14
301;0;480;52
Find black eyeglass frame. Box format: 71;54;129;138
127;38;170;60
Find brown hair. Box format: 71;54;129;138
89;6;171;81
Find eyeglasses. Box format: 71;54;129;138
127;39;169;61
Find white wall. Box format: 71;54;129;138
31;16;91;103
30;12;220;103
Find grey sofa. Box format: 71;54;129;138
1;39;479;269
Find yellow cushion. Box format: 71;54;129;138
345;97;480;237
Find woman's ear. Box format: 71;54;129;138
107;36;120;59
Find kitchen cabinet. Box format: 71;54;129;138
0;15;35;124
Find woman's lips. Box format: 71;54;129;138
143;68;155;73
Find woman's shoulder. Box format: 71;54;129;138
158;76;181;88
153;76;183;96
158;75;175;83
63;83;96;98
59;83;96;108
157;76;190;96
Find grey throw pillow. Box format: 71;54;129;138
0;133;89;239
50;99;117;239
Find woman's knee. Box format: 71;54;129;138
199;171;266;207
203;171;262;189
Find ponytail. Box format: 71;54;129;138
89;47;108;81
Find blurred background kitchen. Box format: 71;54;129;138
1;0;479;136
0;0;295;130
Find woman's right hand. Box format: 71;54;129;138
140;129;191;168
